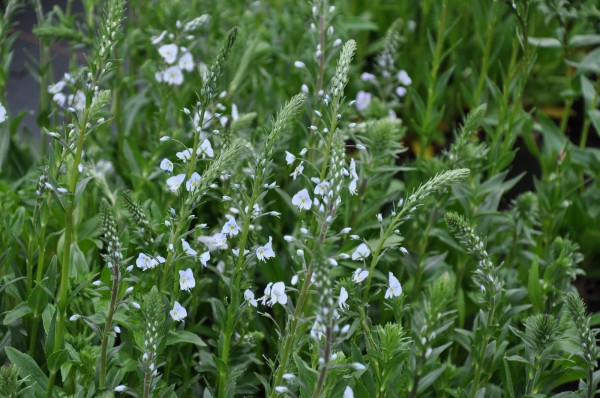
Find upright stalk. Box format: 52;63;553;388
98;268;120;392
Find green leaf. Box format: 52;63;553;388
47;349;69;373
5;347;48;398
588;110;600;139
166;330;207;347
417;366;445;394
3;302;33;325
527;36;561;48
527;257;543;314
73;176;93;207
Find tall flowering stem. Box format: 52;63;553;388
98;200;123;393
218;94;305;398
444;211;503;398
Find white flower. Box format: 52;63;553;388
179;268;196;291
376;213;383;222
114;385;127;392
290;162;304;180
352;362;366;371
53;92;66;107
186;172;201;192
291;275;298;285
355;91;372;111
151;30;167;45
385;272;402;299
283;373;295;380
397;70;412;86
222;216;240;236
244;289;258;307
160;158;173;173
343;386;354;398
268;282;287;306
69;314;81;321
352;268;369;283
212;233;228;250
176;149;192;162
339;287;349;310
155;71;163;83
197;139;214;158
275;386;288;393
48;81;66;94
314;180;330;197
360;72;376;81
163;66;184;85
294;60;305;68
256;236;275;262
181;239;197;256
158;43;178;64
400;247;408;255
68;90;86;111
166;174;186;192
200;251;210;266
352;243;370;261
292;189;312;211
170;301;187;321
395;86;407;97
178;52;194;71
285;151;296;165
136;253;158;271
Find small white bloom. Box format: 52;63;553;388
136;253;158;270
294;61;305;68
181;239;197;256
355;91;372;111
395;86;407;97
284;235;294;242
397;70;412;86
222;216;240;236
275;386;288;393
170;301;187;321
352;243;370;261
400;247;408;255
314;180;330;197
343;386;354;398
301;84;309;94
69;314;81;321
244;289;258;307
291;275;299;285
352;362;366;371
155;71;163;83
384;272;402;299
212;233;228;250
376;213;383;222
290;162;304;180
114;385;127;392
200;251;210;266
160;158;173;173
166;174;186;192
48;81;66;94
353;268;369;283
285;151;296;165
179;268;196;291
268;282;288;306
186;172;202;192
360;72;376;81
256;236;275;262
197;139;214;158
339;287;349;310
53;92;66;106
292;189;312;210
178;51;194;71
158;43;178;64
283;373;295;380
163;66;184;85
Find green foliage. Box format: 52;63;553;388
1;0;599;397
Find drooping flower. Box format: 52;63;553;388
285;151;296;165
176;149;192;162
200;251;210;266
290;162;304;180
352;268;369;283
158;43;178;64
181;239;197;256
160;158;173;173
339;287;349;309
179;268;196;291
256;236;275;262
170;301;187;321
166;174;186;192
352;243;370;261
163;66;183;85
343;386;354;398
384;272;402;299
185;172;201;192
292;189;312;211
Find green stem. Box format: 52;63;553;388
310;326;332;398
469;297;496;398
269;268;314;398
98;267;120;392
